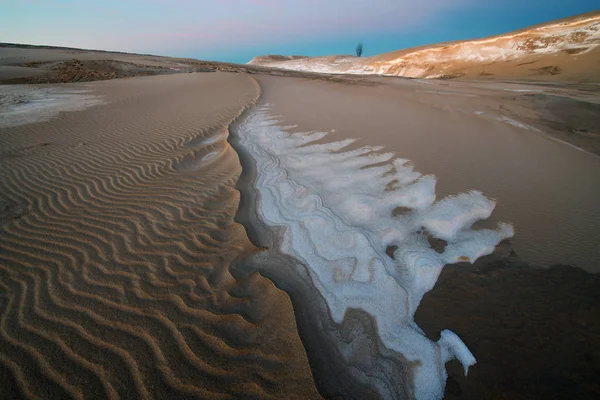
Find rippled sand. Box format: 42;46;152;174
0;73;321;399
1;69;599;400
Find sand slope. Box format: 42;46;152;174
230;74;600;399
254;75;600;271
1;44;599;399
0;73;321;399
0;44;262;84
249;12;600;81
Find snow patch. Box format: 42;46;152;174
475;111;532;130
0;85;105;128
238;105;514;399
417;90;479;97
504;89;540;93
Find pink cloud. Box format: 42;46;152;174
2;0;475;55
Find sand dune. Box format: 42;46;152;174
228;74;600;399
0;44;265;84
1;41;599;399
0;73;321;399
249;12;600;81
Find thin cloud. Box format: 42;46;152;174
1;0;473;54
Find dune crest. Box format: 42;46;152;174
0;73;321;399
235;105;513;399
249;12;600;80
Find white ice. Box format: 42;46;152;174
238;105;514;400
0;85;105;129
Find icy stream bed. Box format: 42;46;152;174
237;105;514;399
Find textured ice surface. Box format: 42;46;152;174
238;105;514;399
0;85;104;128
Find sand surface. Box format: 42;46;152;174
249;12;600;82
1;51;599;399
0;44;264;84
0;72;321;399
254;75;600;272
225;74;600;400
416;257;600;400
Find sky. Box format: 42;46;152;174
2;0;598;63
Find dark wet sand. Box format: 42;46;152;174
417;255;600;400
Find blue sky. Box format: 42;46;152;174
1;1;598;63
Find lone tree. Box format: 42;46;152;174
356;42;363;57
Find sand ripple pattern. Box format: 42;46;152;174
0;74;320;399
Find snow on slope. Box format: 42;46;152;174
248;13;600;78
238;105;514;399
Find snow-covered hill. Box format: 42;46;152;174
249;12;600;80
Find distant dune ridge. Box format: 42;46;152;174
248;12;600;80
